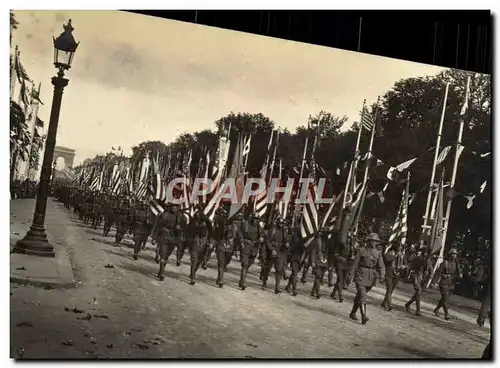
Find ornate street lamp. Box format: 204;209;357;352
13;20;79;257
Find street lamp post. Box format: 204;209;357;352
13;19;79;258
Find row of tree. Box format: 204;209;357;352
75;69;491;255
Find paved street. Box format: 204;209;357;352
10;199;490;359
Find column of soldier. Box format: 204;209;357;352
55;186;461;326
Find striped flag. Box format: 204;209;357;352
387;173;410;252
300;180;318;245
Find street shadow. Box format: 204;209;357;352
291;299;354;324
383;341;446;359
425;316;489;344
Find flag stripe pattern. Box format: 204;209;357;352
388;179;410;247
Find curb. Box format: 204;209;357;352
10;275;80;290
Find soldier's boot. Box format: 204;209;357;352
153;243;160;263
311;278;321;299
239;267;248;290
133;240;141;260
443;305;450;320
216;266;224;288
387;292;394;311
189;259;197;286
328;268;334;287
433;299;442;316
381;295;389;310
330;285;338;300
176;246;186;267
157;259;166;281
274;270;282;294
405;295;416;312
285;277;292;293
338;288;344;303
261;267;270;289
301;267;308;284
349;303;359;321
361;304;369;325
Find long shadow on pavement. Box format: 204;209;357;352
291;299;355;324
383;341;445;359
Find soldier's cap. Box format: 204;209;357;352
365;233;381;242
448;248;458;255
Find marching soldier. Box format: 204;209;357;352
261;218;289;294
404;246;430;316
155;204;183;281
176;214;189;267
213;208;237;288
310;228;331;299
285;224;305;296
330;232;353;303
239;213;263;290
430;248;461;320
381;241;405;311
477;257;491;359
102;196;116;237
186;207;211;285
348;233;385;325
114;197;130;247
132;202;153;260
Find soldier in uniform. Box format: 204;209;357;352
214;208;239;288
102;196;116;237
155;204;183;281
285;224;305;296
404;246;429;316
261;218;289;294
114;197;130;247
430;248;461;320
330;232;353;303
300;246;313;284
348;233;385;325
381;241;405;311
477;257;491;359
239;213;263;290
176;212;190;267
310;228;331;299
186;207;211;285
132;202;153;260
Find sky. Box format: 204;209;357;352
12;10;447;165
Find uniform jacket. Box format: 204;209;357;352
158;210;184;244
264;225;288;259
310;234;331;267
383;249;404;278
432;258;461;289
350;246;385;287
288;231;305;262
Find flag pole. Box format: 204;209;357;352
422;82;450;234
354;98;378;235
291;130;309;227
427;76;470;286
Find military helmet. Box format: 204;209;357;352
365;233;381;242
448;248;458;255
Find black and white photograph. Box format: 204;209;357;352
9;10;491;359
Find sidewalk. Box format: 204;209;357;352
10;199;78;289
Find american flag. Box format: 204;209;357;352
387;173;410;252
300;180;319;246
360;106;375;132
